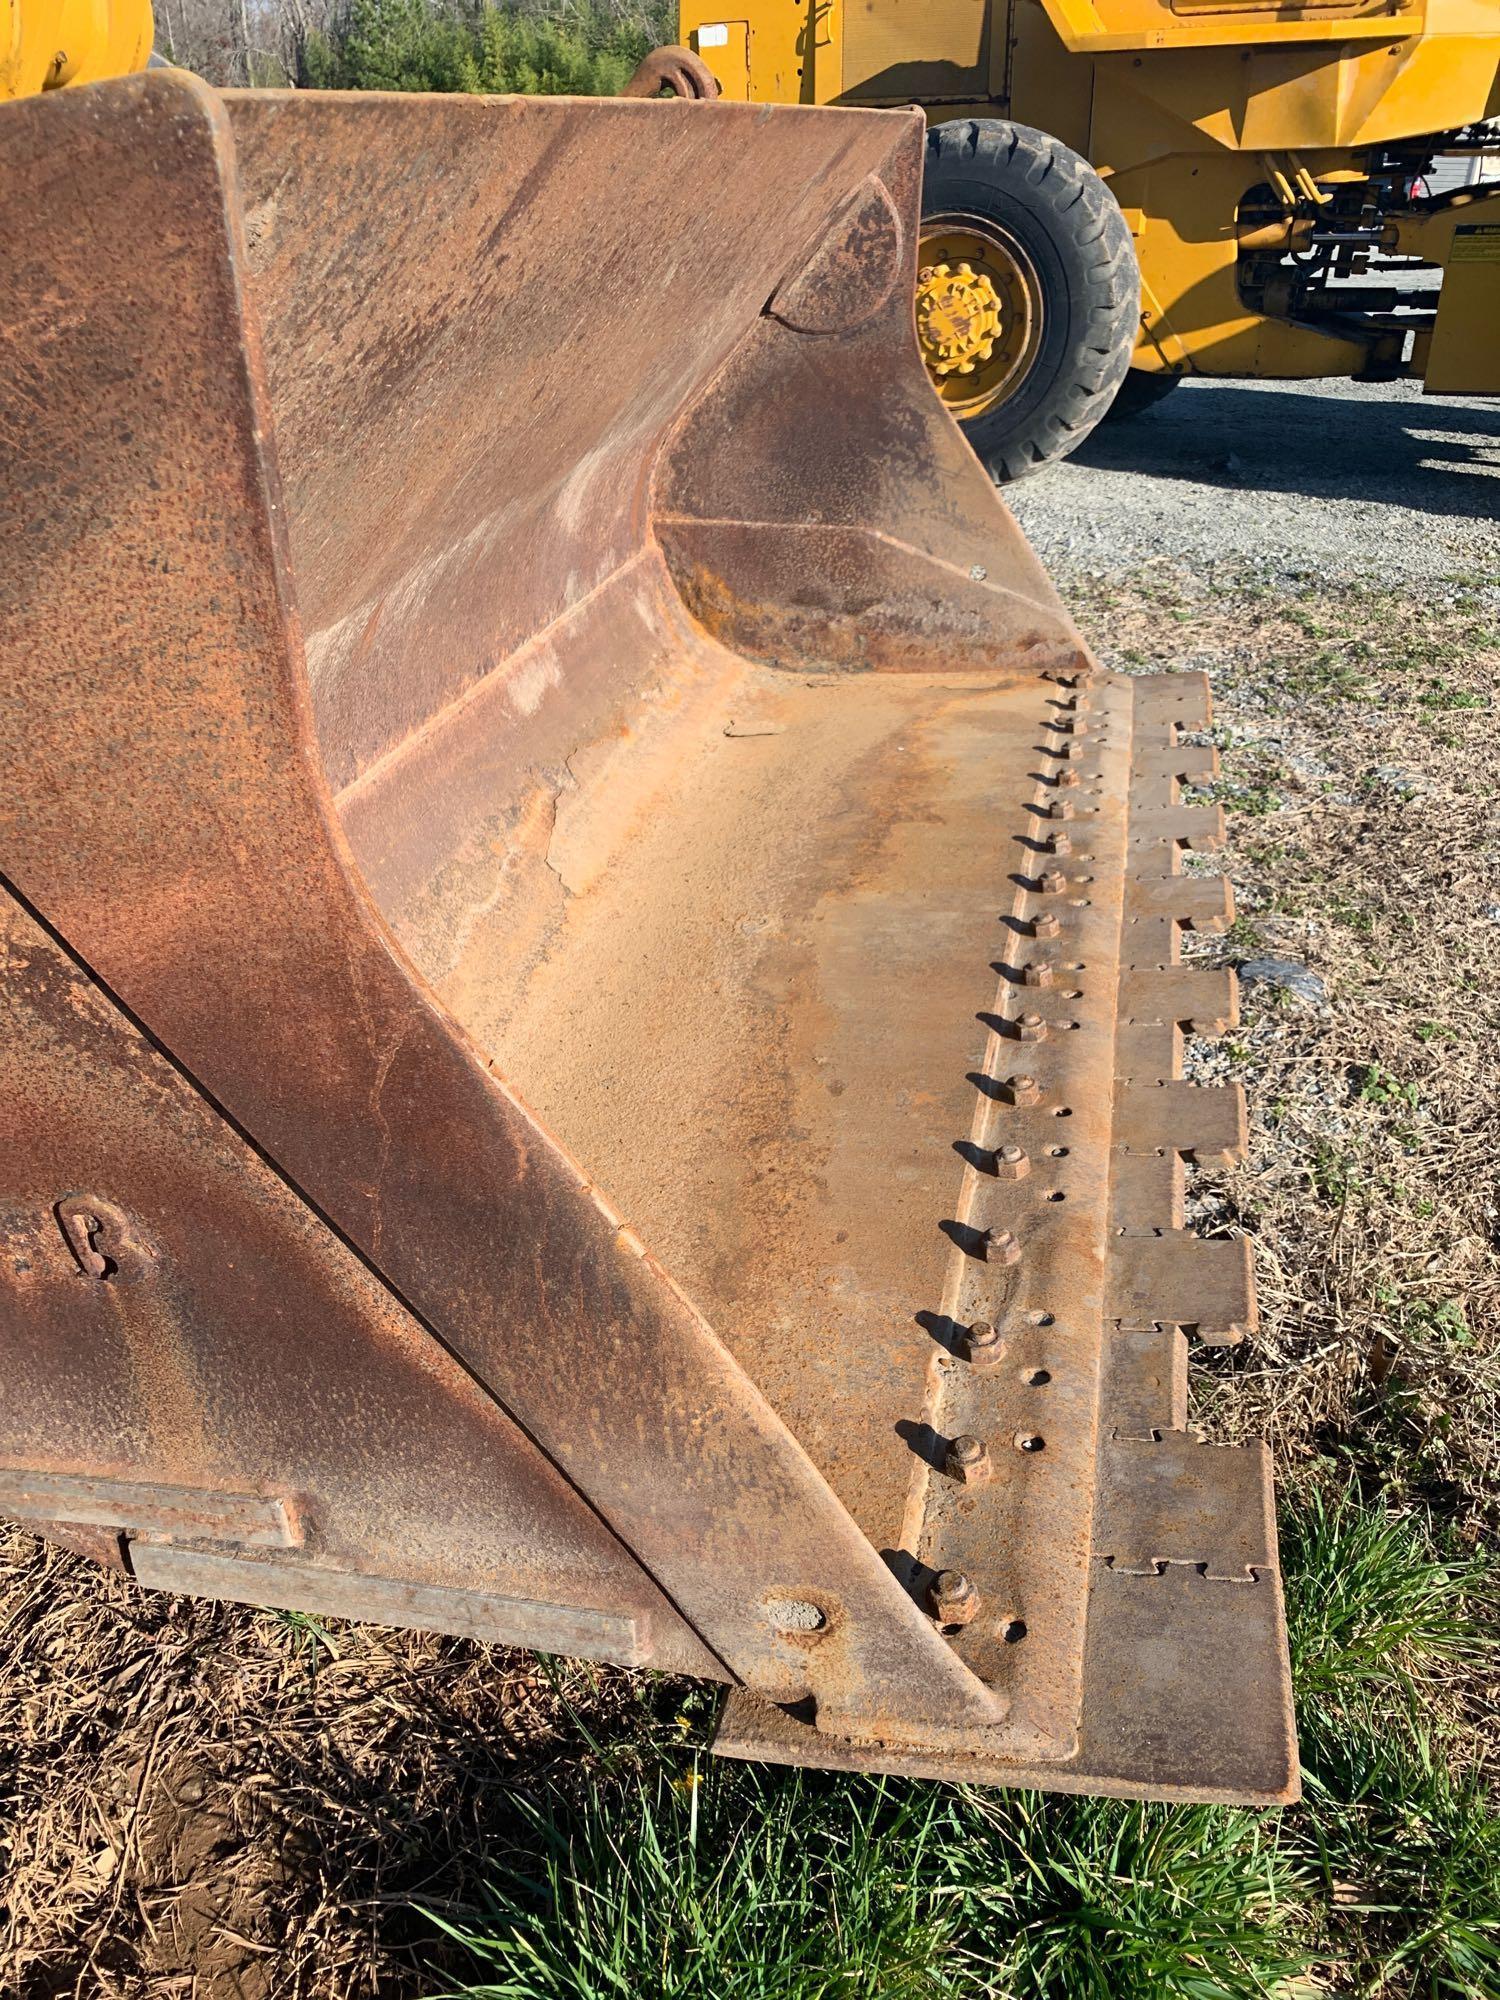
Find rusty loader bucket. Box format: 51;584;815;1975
0;70;1296;1802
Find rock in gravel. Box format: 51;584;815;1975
1369;765;1434;798
1238;956;1329;1008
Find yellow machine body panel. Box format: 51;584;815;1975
683;0;1500;389
1425;218;1500;390
2;0;152;98
1035;0;1429;54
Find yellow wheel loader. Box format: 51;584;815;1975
3;0;1295;1803
681;0;1500;478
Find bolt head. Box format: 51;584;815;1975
945;1433;993;1483
1007;1073;1040;1104
1049;800;1075;822
985;1226;1022;1265
1021;960;1053;986
1032;911;1061;939
994;1143;1030;1180
1056;769;1081;789
928;1568;980;1623
964;1318;1004;1364
1049;833;1073;856
1016;1013;1048;1043
1038;868;1066;894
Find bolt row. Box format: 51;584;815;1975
922;682;1101;1641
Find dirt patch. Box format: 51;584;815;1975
0;1524;661;1996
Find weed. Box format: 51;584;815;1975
1405;1298;1475;1350
1418;680;1489;713
1355;1062;1420;1111
432;1492;1496;2000
1310;1141;1361;1206
266;1604;340;1665
1327;897;1374;936
1216;779;1286;817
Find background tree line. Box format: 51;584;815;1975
153;0;677;96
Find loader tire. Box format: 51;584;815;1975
920;119;1140;482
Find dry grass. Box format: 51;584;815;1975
2;564;1496;1996
0;1526;668;1997
1073;565;1500;1548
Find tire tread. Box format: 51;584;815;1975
925;117;1139;480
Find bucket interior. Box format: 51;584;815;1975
230;90;1079;1564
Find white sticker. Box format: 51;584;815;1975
697;22;730;46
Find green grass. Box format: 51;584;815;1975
428;1496;1496;2000
430;1760;1309;1999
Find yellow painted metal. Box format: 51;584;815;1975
842;0;991;100
691;17;751;97
688;2;836;102
679;0;1500;390
2;0;152;98
1102;148;1368;377
916;260;1005;377
1425;217;1500;393
1034;0;1428;55
916;223;1044;413
1387;178;1500;263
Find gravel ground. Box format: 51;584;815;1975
1009;374;1500;587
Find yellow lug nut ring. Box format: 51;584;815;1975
915;260;1004;377
914;220;1046;418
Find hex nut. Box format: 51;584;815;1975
1038;868;1066;894
1007;1073;1041;1104
1016;1013;1048;1043
1048;833;1073;856
964;1318;1005;1365
986;1226;1022;1265
1056;768;1081;789
1049;799;1076;822
993;1143;1030;1180
945;1433;992;1484
1021;960;1053;987
1032;911;1061;939
928;1569;980;1625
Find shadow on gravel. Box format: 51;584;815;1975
1074;382;1500;520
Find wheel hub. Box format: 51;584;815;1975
914;260;1003;377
